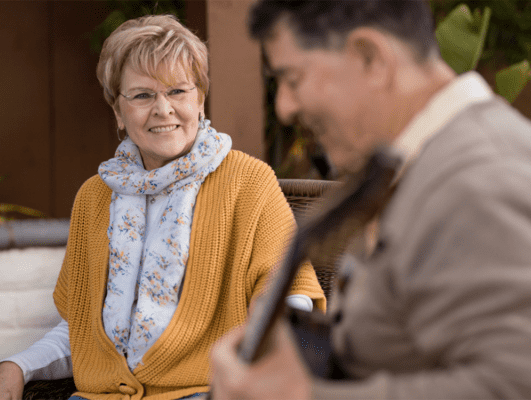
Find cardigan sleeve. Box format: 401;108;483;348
245;166;326;312
53;183;87;321
53;176;105;321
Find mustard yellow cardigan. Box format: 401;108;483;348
53;150;325;400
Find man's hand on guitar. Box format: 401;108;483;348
210;320;311;400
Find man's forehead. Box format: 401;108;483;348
263;19;353;78
263;21;309;75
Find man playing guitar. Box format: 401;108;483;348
210;1;531;399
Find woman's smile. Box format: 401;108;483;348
149;124;179;133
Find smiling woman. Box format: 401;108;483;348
0;14;325;400
114;65;202;170
98;14;208;171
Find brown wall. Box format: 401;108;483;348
0;1;118;219
207;0;265;161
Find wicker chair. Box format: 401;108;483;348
22;179;340;399
278;179;341;302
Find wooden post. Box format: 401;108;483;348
206;0;265;161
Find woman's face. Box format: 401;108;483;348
114;64;204;171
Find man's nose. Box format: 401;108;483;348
275;84;298;125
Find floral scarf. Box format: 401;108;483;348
98;120;231;370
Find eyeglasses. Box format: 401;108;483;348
120;87;196;107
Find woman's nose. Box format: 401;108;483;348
275;84;299;125
152;92;175;115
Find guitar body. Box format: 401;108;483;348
286;307;349;380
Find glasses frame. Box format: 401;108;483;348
119;87;197;107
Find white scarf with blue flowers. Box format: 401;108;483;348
98;120;231;370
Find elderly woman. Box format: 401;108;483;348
0;15;325;400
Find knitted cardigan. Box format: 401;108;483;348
53;150;326;400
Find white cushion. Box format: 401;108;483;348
0;247;65;359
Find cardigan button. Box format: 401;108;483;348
119;384;137;395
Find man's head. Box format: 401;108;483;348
249;0;438;61
249;0;452;174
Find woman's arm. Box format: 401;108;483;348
1;318;72;385
243;164;326;311
286;294;313;312
0;361;24;400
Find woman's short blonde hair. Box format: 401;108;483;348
96;14;209;110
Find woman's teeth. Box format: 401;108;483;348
150;125;177;133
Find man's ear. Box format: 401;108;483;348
344;27;396;89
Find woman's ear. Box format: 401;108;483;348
113;106;125;130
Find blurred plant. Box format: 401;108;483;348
432;0;531;66
88;0;185;54
269;1;531;178
0;175;46;224
433;1;531;103
263;66;333;180
435;4;491;74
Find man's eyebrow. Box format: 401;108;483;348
264;66;291;78
262;51;294;78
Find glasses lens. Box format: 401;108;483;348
128;91;155;107
124;87;194;107
166;88;187;102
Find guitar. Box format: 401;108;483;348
237;148;401;375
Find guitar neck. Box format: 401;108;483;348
238;148;401;364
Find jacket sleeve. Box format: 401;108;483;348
313;161;531;399
1;319;72;384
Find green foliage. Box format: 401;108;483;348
0;204;47;221
435;5;491;74
0;175;46;223
432;0;531;103
496;60;531;103
432;0;531;65
89;0;185;54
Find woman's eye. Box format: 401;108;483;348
168;89;185;96
133;92;153;100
